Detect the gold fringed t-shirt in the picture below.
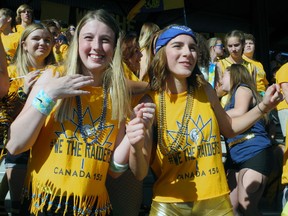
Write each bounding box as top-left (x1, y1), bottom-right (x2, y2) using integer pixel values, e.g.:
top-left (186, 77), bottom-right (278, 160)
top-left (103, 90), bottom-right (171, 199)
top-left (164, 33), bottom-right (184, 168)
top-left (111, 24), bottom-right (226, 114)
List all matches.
top-left (149, 86), bottom-right (229, 203)
top-left (26, 86), bottom-right (119, 215)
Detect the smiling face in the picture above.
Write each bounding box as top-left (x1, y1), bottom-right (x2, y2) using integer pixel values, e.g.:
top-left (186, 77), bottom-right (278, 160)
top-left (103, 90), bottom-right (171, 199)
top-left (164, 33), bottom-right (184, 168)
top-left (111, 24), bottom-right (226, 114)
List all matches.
top-left (22, 29), bottom-right (53, 65)
top-left (165, 34), bottom-right (197, 82)
top-left (78, 19), bottom-right (115, 75)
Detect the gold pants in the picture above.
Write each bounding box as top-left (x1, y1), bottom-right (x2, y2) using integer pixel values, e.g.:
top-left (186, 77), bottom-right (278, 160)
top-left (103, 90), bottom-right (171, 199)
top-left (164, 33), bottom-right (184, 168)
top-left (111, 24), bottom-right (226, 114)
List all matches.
top-left (149, 195), bottom-right (234, 216)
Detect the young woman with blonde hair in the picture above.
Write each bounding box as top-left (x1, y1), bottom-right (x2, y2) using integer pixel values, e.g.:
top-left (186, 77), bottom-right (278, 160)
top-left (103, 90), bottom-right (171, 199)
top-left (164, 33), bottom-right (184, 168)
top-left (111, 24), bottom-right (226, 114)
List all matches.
top-left (6, 9), bottom-right (155, 215)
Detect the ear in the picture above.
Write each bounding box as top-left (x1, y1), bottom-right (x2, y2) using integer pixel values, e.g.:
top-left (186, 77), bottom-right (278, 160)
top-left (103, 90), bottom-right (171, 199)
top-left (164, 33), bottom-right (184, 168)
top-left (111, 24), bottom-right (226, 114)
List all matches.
top-left (21, 40), bottom-right (27, 51)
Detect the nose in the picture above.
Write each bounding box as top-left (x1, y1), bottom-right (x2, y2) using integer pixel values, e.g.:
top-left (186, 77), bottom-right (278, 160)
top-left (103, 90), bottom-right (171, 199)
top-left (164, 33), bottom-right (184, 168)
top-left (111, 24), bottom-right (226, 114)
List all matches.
top-left (232, 46), bottom-right (237, 51)
top-left (91, 38), bottom-right (102, 50)
top-left (39, 38), bottom-right (46, 45)
top-left (183, 45), bottom-right (192, 56)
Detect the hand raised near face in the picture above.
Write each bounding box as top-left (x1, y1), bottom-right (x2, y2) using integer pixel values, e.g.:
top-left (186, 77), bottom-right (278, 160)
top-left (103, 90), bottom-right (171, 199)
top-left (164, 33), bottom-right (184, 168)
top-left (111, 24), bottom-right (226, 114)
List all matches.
top-left (34, 68), bottom-right (94, 100)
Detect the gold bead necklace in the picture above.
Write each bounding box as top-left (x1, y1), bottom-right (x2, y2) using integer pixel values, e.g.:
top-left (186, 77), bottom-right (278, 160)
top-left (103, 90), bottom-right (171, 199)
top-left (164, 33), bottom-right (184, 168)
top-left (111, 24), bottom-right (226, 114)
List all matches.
top-left (157, 85), bottom-right (194, 156)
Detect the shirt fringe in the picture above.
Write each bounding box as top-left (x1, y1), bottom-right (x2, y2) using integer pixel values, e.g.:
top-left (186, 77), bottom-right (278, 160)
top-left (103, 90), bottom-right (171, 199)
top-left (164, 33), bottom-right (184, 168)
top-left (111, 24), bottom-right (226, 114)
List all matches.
top-left (30, 180), bottom-right (112, 216)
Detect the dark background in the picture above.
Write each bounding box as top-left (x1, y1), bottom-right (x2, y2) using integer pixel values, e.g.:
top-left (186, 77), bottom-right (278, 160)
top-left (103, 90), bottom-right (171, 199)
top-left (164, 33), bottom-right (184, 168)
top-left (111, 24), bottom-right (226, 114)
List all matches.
top-left (2, 0), bottom-right (288, 81)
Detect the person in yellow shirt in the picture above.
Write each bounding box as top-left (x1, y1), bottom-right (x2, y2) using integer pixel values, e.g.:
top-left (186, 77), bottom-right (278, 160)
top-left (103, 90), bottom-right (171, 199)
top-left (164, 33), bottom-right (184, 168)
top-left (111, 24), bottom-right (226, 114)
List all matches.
top-left (43, 19), bottom-right (69, 64)
top-left (0, 10), bottom-right (14, 215)
top-left (276, 63), bottom-right (288, 144)
top-left (243, 33), bottom-right (269, 95)
top-left (277, 63), bottom-right (288, 215)
top-left (1, 23), bottom-right (55, 215)
top-left (0, 8), bottom-right (20, 64)
top-left (15, 4), bottom-right (33, 35)
top-left (5, 10), bottom-right (155, 215)
top-left (0, 13), bottom-right (9, 98)
top-left (216, 30), bottom-right (265, 107)
top-left (146, 24), bottom-right (283, 216)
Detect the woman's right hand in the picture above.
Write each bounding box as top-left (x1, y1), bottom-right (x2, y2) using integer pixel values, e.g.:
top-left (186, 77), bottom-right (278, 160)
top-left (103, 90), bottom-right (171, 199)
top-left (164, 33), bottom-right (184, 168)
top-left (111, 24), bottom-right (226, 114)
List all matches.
top-left (261, 84), bottom-right (284, 113)
top-left (23, 69), bottom-right (42, 94)
top-left (33, 68), bottom-right (94, 100)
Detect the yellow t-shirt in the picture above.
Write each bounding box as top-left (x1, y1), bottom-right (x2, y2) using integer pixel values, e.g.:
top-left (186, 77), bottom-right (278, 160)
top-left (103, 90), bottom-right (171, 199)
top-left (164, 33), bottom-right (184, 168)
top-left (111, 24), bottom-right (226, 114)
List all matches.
top-left (15, 24), bottom-right (25, 36)
top-left (27, 86), bottom-right (119, 215)
top-left (8, 65), bottom-right (58, 93)
top-left (53, 44), bottom-right (69, 63)
top-left (149, 86), bottom-right (229, 202)
top-left (123, 62), bottom-right (145, 108)
top-left (242, 55), bottom-right (268, 93)
top-left (123, 62), bottom-right (139, 82)
top-left (276, 63), bottom-right (288, 111)
top-left (1, 32), bottom-right (20, 64)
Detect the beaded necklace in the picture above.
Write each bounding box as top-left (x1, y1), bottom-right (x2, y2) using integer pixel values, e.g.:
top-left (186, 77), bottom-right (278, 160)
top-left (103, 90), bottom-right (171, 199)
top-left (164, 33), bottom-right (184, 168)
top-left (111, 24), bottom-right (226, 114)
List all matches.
top-left (157, 85), bottom-right (194, 155)
top-left (76, 87), bottom-right (107, 145)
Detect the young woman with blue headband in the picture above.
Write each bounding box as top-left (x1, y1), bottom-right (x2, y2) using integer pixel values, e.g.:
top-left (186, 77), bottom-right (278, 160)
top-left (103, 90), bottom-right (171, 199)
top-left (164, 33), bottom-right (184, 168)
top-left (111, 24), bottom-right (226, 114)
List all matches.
top-left (147, 24), bottom-right (283, 215)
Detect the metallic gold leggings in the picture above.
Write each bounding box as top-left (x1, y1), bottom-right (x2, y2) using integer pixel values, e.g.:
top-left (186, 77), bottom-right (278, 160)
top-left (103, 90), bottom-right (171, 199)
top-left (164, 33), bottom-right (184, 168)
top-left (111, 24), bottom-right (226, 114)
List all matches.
top-left (149, 194), bottom-right (234, 216)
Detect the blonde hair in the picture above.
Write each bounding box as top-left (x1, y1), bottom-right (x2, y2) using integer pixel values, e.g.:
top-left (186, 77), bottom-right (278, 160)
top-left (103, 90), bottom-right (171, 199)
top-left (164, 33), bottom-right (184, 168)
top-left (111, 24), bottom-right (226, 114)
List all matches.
top-left (15, 4), bottom-right (33, 24)
top-left (12, 23), bottom-right (55, 77)
top-left (207, 37), bottom-right (220, 49)
top-left (54, 9), bottom-right (130, 124)
top-left (139, 22), bottom-right (160, 49)
top-left (138, 23), bottom-right (160, 81)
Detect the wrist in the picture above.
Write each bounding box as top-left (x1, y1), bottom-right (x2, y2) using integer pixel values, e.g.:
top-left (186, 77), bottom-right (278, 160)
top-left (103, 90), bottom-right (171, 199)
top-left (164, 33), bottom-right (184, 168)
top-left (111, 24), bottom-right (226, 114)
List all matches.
top-left (32, 89), bottom-right (56, 115)
top-left (257, 102), bottom-right (269, 114)
top-left (109, 155), bottom-right (129, 173)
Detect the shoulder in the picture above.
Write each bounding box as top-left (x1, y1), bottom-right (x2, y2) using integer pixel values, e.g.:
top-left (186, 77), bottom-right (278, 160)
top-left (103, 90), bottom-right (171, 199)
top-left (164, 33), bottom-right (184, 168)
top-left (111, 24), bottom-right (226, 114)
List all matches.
top-left (235, 85), bottom-right (253, 96)
top-left (278, 63), bottom-right (288, 73)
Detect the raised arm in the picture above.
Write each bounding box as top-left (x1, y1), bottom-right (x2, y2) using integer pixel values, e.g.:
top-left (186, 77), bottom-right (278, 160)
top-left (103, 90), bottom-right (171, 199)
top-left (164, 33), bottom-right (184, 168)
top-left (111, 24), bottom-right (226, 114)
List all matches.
top-left (205, 83), bottom-right (282, 138)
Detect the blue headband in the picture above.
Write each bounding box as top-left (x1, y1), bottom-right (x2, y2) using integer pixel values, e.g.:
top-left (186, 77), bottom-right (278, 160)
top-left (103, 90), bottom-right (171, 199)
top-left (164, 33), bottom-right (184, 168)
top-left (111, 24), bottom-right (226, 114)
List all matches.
top-left (155, 25), bottom-right (196, 53)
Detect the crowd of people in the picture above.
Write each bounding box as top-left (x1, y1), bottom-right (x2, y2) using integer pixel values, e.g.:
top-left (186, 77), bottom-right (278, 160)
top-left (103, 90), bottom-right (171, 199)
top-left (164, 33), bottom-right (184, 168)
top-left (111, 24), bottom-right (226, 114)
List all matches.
top-left (0, 3), bottom-right (287, 216)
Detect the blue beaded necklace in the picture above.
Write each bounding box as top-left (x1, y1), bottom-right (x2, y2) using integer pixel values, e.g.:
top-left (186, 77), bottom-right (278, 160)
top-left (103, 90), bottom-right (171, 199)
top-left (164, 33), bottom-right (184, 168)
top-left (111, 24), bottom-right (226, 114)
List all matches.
top-left (75, 88), bottom-right (107, 145)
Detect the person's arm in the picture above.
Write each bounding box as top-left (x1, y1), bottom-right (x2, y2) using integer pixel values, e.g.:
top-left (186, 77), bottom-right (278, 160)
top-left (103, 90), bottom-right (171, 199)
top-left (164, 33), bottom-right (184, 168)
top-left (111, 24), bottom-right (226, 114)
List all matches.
top-left (226, 86), bottom-right (253, 118)
top-left (205, 83), bottom-right (282, 138)
top-left (126, 79), bottom-right (149, 94)
top-left (6, 69), bottom-right (94, 154)
top-left (0, 33), bottom-right (9, 98)
top-left (109, 96), bottom-right (155, 180)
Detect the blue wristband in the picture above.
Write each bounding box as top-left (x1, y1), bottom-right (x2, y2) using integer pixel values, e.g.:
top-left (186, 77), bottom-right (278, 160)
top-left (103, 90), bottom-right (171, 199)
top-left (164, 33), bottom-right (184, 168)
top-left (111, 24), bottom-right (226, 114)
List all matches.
top-left (32, 89), bottom-right (56, 115)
